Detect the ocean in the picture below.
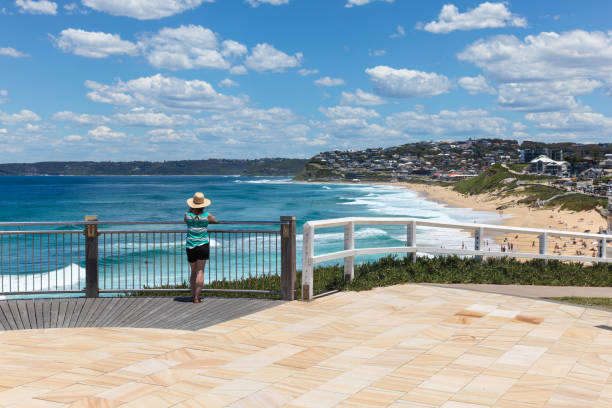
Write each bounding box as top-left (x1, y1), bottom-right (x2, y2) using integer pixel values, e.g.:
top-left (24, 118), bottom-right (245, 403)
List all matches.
top-left (0, 176), bottom-right (503, 293)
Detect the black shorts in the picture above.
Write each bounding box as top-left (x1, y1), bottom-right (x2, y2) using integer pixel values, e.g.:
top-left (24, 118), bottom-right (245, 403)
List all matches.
top-left (186, 243), bottom-right (210, 263)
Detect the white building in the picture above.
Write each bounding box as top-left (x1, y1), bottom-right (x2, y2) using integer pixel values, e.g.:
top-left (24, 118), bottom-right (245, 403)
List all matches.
top-left (529, 155), bottom-right (569, 176)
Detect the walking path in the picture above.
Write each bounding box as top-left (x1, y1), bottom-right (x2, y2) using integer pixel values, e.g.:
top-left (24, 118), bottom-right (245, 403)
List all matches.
top-left (1, 284), bottom-right (612, 407)
top-left (0, 296), bottom-right (281, 331)
top-left (426, 283), bottom-right (612, 299)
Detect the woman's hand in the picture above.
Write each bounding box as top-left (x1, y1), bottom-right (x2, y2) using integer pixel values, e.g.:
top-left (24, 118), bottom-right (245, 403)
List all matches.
top-left (208, 213), bottom-right (217, 223)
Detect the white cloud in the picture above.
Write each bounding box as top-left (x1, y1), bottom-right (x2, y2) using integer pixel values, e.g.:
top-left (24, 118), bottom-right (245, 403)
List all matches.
top-left (230, 65), bottom-right (247, 75)
top-left (314, 77), bottom-right (345, 87)
top-left (88, 126), bottom-right (126, 141)
top-left (458, 75), bottom-right (496, 95)
top-left (85, 74), bottom-right (248, 112)
top-left (298, 68), bottom-right (318, 76)
top-left (53, 111), bottom-right (110, 125)
top-left (143, 25), bottom-right (229, 70)
top-left (365, 66), bottom-right (450, 98)
top-left (421, 2), bottom-right (526, 34)
top-left (386, 108), bottom-right (512, 138)
top-left (0, 47), bottom-right (29, 58)
top-left (82, 0), bottom-right (208, 19)
top-left (340, 88), bottom-right (387, 106)
top-left (218, 78), bottom-right (239, 88)
top-left (245, 0), bottom-right (289, 7)
top-left (526, 109), bottom-right (612, 132)
top-left (114, 111), bottom-right (194, 127)
top-left (369, 49), bottom-right (386, 57)
top-left (458, 30), bottom-right (612, 83)
top-left (497, 80), bottom-right (601, 112)
top-left (64, 134), bottom-right (84, 142)
top-left (221, 40), bottom-right (247, 58)
top-left (15, 0), bottom-right (57, 15)
top-left (294, 133), bottom-right (330, 146)
top-left (53, 28), bottom-right (138, 58)
top-left (245, 43), bottom-right (302, 72)
top-left (319, 106), bottom-right (379, 119)
top-left (0, 109), bottom-right (41, 125)
top-left (64, 3), bottom-right (77, 11)
top-left (0, 90), bottom-right (7, 104)
top-left (389, 25), bottom-right (405, 38)
top-left (147, 128), bottom-right (195, 142)
top-left (345, 0), bottom-right (394, 8)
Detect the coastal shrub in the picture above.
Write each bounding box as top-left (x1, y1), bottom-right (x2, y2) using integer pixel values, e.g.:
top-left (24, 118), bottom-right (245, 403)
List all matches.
top-left (128, 256), bottom-right (612, 298)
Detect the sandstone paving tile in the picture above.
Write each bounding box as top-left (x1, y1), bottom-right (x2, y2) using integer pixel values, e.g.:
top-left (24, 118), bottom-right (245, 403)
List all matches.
top-left (171, 393), bottom-right (239, 408)
top-left (137, 368), bottom-right (193, 387)
top-left (276, 346), bottom-right (343, 370)
top-left (93, 382), bottom-right (164, 404)
top-left (5, 398), bottom-right (66, 408)
top-left (286, 389), bottom-right (351, 408)
top-left (339, 387), bottom-right (404, 407)
top-left (167, 375), bottom-right (228, 396)
top-left (79, 373), bottom-right (141, 388)
top-left (223, 343), bottom-right (305, 372)
top-left (527, 353), bottom-right (578, 377)
top-left (452, 353), bottom-right (497, 369)
top-left (501, 384), bottom-right (554, 406)
top-left (66, 396), bottom-right (119, 408)
top-left (227, 384), bottom-right (296, 408)
top-left (418, 368), bottom-right (477, 393)
top-left (209, 378), bottom-right (269, 398)
top-left (440, 402), bottom-right (490, 408)
top-left (242, 364), bottom-right (296, 383)
top-left (496, 345), bottom-right (548, 367)
top-left (371, 374), bottom-right (421, 393)
top-left (399, 387), bottom-right (454, 406)
top-left (35, 384), bottom-right (108, 404)
top-left (118, 358), bottom-right (180, 376)
top-left (0, 373), bottom-right (46, 388)
top-left (115, 388), bottom-right (187, 408)
top-left (0, 386), bottom-right (51, 406)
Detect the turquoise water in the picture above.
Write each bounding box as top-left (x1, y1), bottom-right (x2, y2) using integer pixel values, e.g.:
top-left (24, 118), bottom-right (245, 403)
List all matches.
top-left (0, 176), bottom-right (503, 293)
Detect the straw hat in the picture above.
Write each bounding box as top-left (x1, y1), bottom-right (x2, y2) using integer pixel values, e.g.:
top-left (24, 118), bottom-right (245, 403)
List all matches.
top-left (186, 192), bottom-right (211, 208)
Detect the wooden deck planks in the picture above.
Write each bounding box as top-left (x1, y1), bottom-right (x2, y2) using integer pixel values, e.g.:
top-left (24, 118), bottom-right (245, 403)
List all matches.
top-left (0, 296), bottom-right (281, 331)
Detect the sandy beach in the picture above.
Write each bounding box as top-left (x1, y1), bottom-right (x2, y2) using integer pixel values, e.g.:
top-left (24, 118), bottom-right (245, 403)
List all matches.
top-left (401, 182), bottom-right (608, 257)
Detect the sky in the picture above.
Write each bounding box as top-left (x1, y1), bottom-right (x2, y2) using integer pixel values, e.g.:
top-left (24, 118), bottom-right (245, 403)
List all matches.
top-left (1, 0), bottom-right (612, 162)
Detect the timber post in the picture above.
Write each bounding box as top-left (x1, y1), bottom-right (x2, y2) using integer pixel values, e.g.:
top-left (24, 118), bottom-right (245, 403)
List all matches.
top-left (84, 215), bottom-right (99, 298)
top-left (280, 216), bottom-right (297, 301)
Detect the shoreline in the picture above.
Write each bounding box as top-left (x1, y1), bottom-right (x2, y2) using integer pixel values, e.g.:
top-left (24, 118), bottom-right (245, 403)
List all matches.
top-left (298, 179), bottom-right (608, 257)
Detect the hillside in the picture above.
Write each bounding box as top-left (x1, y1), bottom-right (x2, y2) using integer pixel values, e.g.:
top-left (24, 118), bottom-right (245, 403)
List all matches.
top-left (0, 158), bottom-right (308, 177)
top-left (453, 164), bottom-right (607, 212)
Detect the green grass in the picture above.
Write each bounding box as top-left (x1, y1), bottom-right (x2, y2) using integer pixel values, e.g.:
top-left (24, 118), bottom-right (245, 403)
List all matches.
top-left (129, 256), bottom-right (612, 298)
top-left (547, 194), bottom-right (607, 212)
top-left (546, 297), bottom-right (612, 309)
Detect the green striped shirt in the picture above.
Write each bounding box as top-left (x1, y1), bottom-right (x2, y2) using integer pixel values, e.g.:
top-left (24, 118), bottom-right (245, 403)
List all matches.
top-left (185, 211), bottom-right (209, 249)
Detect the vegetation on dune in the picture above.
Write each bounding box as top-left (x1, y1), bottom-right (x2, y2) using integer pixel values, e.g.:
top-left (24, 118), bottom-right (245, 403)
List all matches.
top-left (130, 256), bottom-right (612, 299)
top-left (452, 164), bottom-right (606, 212)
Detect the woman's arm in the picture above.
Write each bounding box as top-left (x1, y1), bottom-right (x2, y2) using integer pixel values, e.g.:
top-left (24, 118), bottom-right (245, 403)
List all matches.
top-left (208, 213), bottom-right (217, 223)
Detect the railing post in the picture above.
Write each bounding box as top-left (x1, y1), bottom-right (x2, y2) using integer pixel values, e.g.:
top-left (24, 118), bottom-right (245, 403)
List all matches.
top-left (474, 226), bottom-right (484, 261)
top-left (280, 216), bottom-right (296, 301)
top-left (84, 215), bottom-right (99, 298)
top-left (406, 220), bottom-right (417, 263)
top-left (302, 222), bottom-right (314, 301)
top-left (539, 232), bottom-right (548, 263)
top-left (598, 238), bottom-right (606, 260)
top-left (344, 221), bottom-right (354, 282)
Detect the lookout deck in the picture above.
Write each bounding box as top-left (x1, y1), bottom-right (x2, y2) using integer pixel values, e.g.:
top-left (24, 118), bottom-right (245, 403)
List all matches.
top-left (0, 296), bottom-right (282, 331)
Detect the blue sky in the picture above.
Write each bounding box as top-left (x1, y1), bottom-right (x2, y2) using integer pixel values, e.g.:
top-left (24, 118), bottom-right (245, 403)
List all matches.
top-left (1, 0), bottom-right (611, 162)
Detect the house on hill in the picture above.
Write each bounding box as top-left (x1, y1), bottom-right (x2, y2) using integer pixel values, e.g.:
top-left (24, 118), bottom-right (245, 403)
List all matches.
top-left (529, 155), bottom-right (569, 176)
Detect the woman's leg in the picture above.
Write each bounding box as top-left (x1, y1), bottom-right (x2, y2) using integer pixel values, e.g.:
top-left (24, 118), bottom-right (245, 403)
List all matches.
top-left (189, 261), bottom-right (198, 298)
top-left (193, 260), bottom-right (206, 301)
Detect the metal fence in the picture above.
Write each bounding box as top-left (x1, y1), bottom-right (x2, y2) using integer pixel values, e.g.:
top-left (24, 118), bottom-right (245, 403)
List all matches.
top-left (0, 217), bottom-right (296, 299)
top-left (302, 217), bottom-right (612, 300)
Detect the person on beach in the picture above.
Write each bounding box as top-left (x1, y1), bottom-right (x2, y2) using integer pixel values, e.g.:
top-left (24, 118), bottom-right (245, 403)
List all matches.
top-left (185, 192), bottom-right (216, 304)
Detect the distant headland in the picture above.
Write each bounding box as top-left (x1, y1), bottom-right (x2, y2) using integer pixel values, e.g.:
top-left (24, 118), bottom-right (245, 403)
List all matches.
top-left (0, 158), bottom-right (308, 177)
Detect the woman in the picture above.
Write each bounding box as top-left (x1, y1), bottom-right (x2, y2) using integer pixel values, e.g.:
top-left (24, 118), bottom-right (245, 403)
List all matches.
top-left (185, 192), bottom-right (216, 303)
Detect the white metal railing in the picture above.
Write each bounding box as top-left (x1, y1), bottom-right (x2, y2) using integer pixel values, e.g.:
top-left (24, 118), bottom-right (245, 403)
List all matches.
top-left (301, 217), bottom-right (611, 301)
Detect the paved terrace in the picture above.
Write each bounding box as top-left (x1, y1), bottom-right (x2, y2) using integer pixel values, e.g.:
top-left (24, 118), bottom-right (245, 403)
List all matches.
top-left (0, 285), bottom-right (611, 407)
